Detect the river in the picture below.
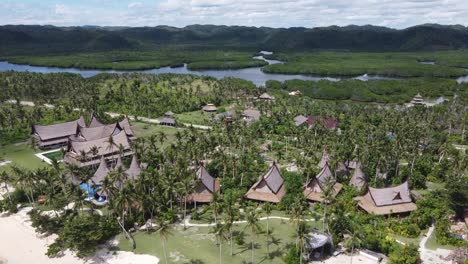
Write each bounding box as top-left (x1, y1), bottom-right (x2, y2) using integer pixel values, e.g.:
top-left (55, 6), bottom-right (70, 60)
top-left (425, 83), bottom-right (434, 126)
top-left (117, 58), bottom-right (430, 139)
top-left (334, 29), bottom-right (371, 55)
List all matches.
top-left (1, 52), bottom-right (465, 86)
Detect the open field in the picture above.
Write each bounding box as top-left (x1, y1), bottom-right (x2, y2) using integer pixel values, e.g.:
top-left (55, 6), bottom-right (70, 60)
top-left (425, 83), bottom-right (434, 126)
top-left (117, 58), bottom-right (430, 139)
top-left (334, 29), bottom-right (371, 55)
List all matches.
top-left (132, 121), bottom-right (185, 146)
top-left (119, 218), bottom-right (323, 264)
top-left (175, 110), bottom-right (213, 126)
top-left (263, 51), bottom-right (468, 77)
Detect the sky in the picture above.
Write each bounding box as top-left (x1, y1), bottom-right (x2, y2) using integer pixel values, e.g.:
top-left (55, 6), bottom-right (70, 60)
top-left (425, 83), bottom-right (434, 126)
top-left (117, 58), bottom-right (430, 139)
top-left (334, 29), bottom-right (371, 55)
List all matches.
top-left (0, 0), bottom-right (467, 29)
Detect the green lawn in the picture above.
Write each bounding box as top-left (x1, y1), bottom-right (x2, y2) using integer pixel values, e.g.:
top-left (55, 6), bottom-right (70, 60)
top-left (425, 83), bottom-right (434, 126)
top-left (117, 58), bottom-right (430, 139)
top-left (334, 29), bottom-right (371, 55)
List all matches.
top-left (132, 121), bottom-right (186, 146)
top-left (119, 218), bottom-right (323, 264)
top-left (0, 142), bottom-right (48, 171)
top-left (175, 110), bottom-right (213, 126)
top-left (43, 150), bottom-right (64, 161)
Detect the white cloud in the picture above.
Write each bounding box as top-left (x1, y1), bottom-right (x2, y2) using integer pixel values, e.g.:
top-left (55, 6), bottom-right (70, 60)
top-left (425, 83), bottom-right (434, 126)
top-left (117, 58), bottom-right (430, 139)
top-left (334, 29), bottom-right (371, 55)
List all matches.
top-left (0, 0), bottom-right (467, 28)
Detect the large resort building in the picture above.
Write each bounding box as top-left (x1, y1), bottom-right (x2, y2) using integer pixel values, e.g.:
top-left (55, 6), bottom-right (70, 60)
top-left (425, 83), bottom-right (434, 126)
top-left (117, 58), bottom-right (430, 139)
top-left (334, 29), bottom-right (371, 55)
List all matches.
top-left (33, 115), bottom-right (136, 167)
top-left (355, 182), bottom-right (417, 215)
top-left (32, 117), bottom-right (86, 149)
top-left (245, 162), bottom-right (286, 203)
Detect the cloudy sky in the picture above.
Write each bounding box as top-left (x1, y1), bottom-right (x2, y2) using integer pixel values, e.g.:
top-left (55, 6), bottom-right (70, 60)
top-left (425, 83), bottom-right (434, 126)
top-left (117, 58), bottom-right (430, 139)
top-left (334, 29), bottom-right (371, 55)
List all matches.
top-left (1, 0), bottom-right (467, 29)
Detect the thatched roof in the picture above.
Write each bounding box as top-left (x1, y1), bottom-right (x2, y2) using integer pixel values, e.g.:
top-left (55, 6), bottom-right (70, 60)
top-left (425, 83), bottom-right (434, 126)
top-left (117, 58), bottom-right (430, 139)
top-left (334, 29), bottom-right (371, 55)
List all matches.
top-left (164, 111), bottom-right (175, 117)
top-left (125, 155), bottom-right (141, 180)
top-left (160, 117), bottom-right (176, 126)
top-left (242, 109), bottom-right (261, 121)
top-left (196, 166), bottom-right (216, 193)
top-left (33, 116), bottom-right (85, 140)
top-left (79, 123), bottom-right (121, 141)
top-left (92, 158), bottom-right (109, 185)
top-left (355, 182), bottom-right (417, 215)
top-left (258, 93), bottom-right (275, 100)
top-left (350, 164), bottom-right (367, 190)
top-left (89, 115), bottom-right (105, 128)
top-left (245, 162), bottom-right (285, 203)
top-left (114, 156), bottom-right (124, 170)
top-left (119, 117), bottom-right (135, 136)
top-left (202, 104), bottom-right (218, 112)
top-left (304, 164), bottom-right (343, 202)
top-left (294, 115), bottom-right (308, 126)
top-left (68, 131), bottom-right (131, 158)
top-left (318, 152), bottom-right (330, 169)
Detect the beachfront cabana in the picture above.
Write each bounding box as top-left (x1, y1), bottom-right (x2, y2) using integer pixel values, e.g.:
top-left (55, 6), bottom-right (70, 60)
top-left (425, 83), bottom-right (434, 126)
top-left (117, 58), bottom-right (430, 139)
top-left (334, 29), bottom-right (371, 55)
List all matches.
top-left (32, 116), bottom-right (86, 149)
top-left (355, 182), bottom-right (417, 215)
top-left (64, 131), bottom-right (133, 167)
top-left (245, 162), bottom-right (285, 203)
top-left (188, 166), bottom-right (220, 204)
top-left (304, 164), bottom-right (343, 203)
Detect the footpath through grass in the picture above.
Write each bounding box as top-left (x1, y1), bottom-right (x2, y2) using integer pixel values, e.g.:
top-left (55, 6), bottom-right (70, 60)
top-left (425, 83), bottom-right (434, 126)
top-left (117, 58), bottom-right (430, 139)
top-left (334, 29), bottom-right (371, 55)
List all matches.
top-left (119, 218), bottom-right (323, 264)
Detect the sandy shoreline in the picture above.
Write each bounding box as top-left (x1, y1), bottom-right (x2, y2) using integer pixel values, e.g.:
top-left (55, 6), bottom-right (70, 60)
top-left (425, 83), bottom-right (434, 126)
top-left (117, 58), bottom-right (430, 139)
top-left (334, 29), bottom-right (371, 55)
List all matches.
top-left (0, 208), bottom-right (159, 264)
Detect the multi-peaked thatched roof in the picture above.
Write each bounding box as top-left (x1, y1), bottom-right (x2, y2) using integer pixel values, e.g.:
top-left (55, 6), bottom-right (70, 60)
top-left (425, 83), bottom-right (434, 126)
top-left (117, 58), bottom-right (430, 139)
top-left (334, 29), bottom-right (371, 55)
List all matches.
top-left (188, 166), bottom-right (220, 203)
top-left (245, 162), bottom-right (285, 203)
top-left (78, 123), bottom-right (121, 141)
top-left (89, 115), bottom-right (105, 128)
top-left (304, 163), bottom-right (343, 202)
top-left (68, 131), bottom-right (131, 158)
top-left (90, 155), bottom-right (141, 185)
top-left (33, 116), bottom-right (86, 143)
top-left (355, 182), bottom-right (417, 215)
top-left (258, 93), bottom-right (275, 100)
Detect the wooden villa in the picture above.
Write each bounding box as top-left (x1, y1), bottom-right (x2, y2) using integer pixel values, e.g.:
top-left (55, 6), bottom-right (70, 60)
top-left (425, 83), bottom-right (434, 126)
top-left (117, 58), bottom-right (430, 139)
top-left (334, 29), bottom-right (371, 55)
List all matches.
top-left (188, 166), bottom-right (220, 204)
top-left (245, 162), bottom-right (285, 203)
top-left (64, 131), bottom-right (133, 167)
top-left (32, 116), bottom-right (86, 149)
top-left (304, 163), bottom-right (343, 203)
top-left (125, 155), bottom-right (141, 181)
top-left (355, 182), bottom-right (417, 215)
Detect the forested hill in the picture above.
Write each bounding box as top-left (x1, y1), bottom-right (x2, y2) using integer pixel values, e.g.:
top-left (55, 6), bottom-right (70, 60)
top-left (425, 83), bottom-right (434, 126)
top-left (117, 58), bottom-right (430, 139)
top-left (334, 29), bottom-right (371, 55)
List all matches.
top-left (1, 24), bottom-right (468, 55)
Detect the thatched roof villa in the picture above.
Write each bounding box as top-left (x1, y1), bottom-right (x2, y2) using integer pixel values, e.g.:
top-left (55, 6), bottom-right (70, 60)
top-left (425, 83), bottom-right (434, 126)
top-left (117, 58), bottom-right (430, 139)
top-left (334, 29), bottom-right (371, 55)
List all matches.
top-left (304, 163), bottom-right (343, 203)
top-left (349, 163), bottom-right (368, 191)
top-left (355, 182), bottom-right (417, 215)
top-left (90, 155), bottom-right (141, 185)
top-left (245, 162), bottom-right (285, 203)
top-left (188, 166), bottom-right (220, 203)
top-left (294, 115), bottom-right (339, 129)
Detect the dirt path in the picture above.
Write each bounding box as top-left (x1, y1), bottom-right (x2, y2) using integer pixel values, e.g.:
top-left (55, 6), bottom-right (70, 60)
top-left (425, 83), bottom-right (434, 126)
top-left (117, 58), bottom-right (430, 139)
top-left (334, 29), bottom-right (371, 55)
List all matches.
top-left (419, 225), bottom-right (452, 264)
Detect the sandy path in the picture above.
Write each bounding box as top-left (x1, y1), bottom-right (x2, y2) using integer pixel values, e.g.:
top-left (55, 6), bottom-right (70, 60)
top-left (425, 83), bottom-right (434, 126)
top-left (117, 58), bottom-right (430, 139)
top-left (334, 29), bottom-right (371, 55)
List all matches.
top-left (419, 225), bottom-right (452, 264)
top-left (0, 208), bottom-right (159, 264)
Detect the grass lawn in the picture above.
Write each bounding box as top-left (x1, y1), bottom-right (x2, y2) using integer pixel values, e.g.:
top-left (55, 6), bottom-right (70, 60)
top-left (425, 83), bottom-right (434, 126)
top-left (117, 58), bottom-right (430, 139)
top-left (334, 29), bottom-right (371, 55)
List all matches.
top-left (175, 110), bottom-right (213, 126)
top-left (132, 121), bottom-right (185, 145)
top-left (118, 218), bottom-right (323, 264)
top-left (0, 142), bottom-right (48, 171)
top-left (43, 150), bottom-right (64, 161)
top-left (389, 230), bottom-right (427, 246)
top-left (415, 181), bottom-right (445, 197)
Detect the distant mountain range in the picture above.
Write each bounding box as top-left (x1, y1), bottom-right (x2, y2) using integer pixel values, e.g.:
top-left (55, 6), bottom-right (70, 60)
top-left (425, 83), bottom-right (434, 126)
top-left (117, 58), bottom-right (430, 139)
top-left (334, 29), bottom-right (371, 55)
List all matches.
top-left (1, 24), bottom-right (468, 55)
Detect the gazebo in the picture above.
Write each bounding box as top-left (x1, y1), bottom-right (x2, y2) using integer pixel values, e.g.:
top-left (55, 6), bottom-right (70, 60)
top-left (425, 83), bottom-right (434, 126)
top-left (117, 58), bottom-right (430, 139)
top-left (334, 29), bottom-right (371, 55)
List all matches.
top-left (202, 104), bottom-right (218, 113)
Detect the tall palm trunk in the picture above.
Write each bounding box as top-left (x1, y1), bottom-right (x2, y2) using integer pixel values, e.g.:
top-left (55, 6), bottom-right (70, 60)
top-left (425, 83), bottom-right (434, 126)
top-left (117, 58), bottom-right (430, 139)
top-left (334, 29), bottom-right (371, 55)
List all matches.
top-left (251, 240), bottom-right (254, 264)
top-left (266, 216), bottom-right (270, 258)
top-left (162, 239), bottom-right (168, 264)
top-left (230, 226), bottom-right (233, 256)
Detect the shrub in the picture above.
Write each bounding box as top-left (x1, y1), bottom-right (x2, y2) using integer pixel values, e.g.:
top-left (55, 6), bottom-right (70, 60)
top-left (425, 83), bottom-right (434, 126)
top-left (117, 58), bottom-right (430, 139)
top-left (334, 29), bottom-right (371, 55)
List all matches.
top-left (389, 244), bottom-right (420, 264)
top-left (284, 245), bottom-right (301, 264)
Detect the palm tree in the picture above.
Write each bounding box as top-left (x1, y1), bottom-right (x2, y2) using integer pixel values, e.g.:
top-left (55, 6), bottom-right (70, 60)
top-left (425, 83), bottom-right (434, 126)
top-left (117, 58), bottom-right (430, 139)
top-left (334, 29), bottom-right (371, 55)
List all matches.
top-left (295, 222), bottom-right (308, 264)
top-left (244, 208), bottom-right (261, 264)
top-left (0, 171), bottom-right (12, 204)
top-left (223, 195), bottom-right (239, 256)
top-left (212, 222), bottom-right (228, 264)
top-left (263, 202), bottom-right (273, 259)
top-left (156, 218), bottom-right (173, 264)
top-left (345, 223), bottom-right (362, 264)
top-left (211, 192), bottom-right (222, 224)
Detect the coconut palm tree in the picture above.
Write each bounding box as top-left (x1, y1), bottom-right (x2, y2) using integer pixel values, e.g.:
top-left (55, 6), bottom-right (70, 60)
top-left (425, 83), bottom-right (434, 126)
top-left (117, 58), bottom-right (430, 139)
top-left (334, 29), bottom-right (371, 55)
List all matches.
top-left (156, 218), bottom-right (173, 264)
top-left (263, 202), bottom-right (273, 259)
top-left (211, 192), bottom-right (222, 224)
top-left (223, 195), bottom-right (239, 256)
top-left (212, 222), bottom-right (228, 264)
top-left (244, 208), bottom-right (261, 264)
top-left (295, 221), bottom-right (308, 264)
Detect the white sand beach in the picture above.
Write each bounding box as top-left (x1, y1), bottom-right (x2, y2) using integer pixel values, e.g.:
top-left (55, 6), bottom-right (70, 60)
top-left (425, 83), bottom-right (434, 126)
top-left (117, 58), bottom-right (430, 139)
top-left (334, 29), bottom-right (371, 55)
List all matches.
top-left (0, 208), bottom-right (159, 264)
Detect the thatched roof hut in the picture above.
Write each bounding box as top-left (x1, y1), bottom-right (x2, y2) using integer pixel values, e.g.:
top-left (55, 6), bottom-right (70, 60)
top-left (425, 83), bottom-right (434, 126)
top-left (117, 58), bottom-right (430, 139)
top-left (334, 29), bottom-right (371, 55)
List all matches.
top-left (355, 182), bottom-right (417, 215)
top-left (202, 104), bottom-right (218, 112)
top-left (188, 166), bottom-right (220, 203)
top-left (245, 162), bottom-right (285, 203)
top-left (304, 163), bottom-right (343, 202)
